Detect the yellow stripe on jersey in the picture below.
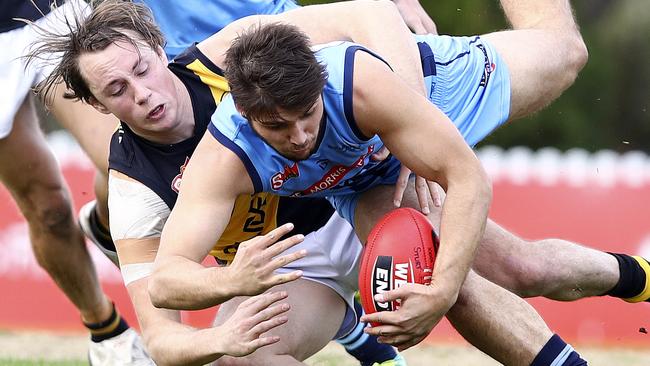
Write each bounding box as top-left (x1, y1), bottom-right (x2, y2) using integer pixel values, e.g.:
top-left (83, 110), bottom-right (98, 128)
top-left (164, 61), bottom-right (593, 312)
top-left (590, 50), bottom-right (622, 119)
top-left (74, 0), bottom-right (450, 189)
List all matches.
top-left (209, 192), bottom-right (280, 263)
top-left (186, 59), bottom-right (230, 104)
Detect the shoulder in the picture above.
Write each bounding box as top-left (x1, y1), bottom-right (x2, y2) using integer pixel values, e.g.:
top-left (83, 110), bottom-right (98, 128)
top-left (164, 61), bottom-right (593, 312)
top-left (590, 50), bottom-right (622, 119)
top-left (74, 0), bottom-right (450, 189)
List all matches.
top-left (108, 171), bottom-right (170, 241)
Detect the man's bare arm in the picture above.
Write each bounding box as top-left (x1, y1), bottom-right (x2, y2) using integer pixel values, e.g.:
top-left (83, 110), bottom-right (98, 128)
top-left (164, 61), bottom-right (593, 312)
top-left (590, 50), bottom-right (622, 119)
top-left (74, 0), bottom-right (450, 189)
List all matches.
top-left (199, 0), bottom-right (425, 95)
top-left (353, 52), bottom-right (492, 346)
top-left (149, 134), bottom-right (304, 309)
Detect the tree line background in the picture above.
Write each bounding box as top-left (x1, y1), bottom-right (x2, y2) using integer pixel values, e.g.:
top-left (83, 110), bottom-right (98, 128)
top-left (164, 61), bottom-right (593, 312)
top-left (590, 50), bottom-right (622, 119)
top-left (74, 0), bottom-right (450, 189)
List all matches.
top-left (304, 0), bottom-right (650, 153)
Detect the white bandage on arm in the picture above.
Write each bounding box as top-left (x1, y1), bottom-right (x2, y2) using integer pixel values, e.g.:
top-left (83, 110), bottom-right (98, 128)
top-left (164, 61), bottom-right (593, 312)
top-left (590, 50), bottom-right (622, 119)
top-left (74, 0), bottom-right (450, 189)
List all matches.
top-left (108, 173), bottom-right (171, 285)
top-left (108, 174), bottom-right (171, 240)
top-left (121, 262), bottom-right (155, 286)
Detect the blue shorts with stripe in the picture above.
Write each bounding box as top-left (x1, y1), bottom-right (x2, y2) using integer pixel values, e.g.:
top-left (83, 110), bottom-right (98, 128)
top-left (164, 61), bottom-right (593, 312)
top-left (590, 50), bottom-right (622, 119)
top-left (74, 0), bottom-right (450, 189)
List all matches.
top-left (330, 34), bottom-right (511, 225)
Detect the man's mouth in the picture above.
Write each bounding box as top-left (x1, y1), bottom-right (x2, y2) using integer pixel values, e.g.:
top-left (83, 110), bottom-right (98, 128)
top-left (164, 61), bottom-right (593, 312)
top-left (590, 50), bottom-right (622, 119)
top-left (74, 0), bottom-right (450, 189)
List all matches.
top-left (147, 104), bottom-right (165, 120)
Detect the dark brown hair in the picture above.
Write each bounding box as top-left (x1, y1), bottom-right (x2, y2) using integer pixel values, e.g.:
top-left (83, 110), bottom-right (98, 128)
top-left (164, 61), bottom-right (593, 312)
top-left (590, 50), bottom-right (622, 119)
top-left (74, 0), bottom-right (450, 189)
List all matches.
top-left (224, 22), bottom-right (327, 122)
top-left (25, 0), bottom-right (164, 105)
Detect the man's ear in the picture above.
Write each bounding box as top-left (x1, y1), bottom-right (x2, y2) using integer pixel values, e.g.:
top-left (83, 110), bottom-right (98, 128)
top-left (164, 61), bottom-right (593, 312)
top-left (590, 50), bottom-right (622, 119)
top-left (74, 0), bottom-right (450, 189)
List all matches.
top-left (88, 96), bottom-right (111, 114)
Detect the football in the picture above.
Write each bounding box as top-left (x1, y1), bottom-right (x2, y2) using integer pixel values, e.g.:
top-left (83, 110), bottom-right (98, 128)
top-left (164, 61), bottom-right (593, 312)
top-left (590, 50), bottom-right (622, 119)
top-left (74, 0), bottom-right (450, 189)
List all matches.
top-left (358, 207), bottom-right (438, 326)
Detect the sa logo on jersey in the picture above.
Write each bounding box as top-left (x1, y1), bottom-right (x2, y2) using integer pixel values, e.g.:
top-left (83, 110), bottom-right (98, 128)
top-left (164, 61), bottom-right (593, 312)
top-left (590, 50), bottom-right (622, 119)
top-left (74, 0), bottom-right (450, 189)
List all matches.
top-left (271, 162), bottom-right (299, 190)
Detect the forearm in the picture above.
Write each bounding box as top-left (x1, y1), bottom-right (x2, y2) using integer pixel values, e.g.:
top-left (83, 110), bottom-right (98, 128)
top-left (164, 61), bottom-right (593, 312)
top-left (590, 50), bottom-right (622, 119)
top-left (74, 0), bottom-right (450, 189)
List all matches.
top-left (149, 256), bottom-right (235, 310)
top-left (126, 280), bottom-right (224, 366)
top-left (147, 320), bottom-right (225, 366)
top-left (433, 171), bottom-right (492, 297)
top-left (337, 0), bottom-right (426, 95)
top-left (499, 0), bottom-right (578, 32)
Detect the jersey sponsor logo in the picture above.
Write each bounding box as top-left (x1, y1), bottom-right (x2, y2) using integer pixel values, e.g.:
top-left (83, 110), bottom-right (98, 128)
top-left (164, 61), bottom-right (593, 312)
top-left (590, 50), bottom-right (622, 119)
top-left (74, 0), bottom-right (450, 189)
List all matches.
top-left (171, 157), bottom-right (190, 193)
top-left (291, 145), bottom-right (374, 197)
top-left (371, 255), bottom-right (412, 312)
top-left (271, 162), bottom-right (300, 190)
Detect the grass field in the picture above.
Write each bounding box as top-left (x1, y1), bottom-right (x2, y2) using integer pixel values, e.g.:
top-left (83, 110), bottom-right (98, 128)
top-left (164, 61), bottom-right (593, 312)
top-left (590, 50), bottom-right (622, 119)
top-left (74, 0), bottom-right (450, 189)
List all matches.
top-left (2, 331), bottom-right (650, 365)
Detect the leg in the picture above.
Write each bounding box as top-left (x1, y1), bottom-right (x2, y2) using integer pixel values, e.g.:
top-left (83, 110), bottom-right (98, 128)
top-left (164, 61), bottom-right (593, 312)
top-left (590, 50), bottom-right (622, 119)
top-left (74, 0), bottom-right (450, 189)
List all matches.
top-left (449, 270), bottom-right (586, 365)
top-left (474, 219), bottom-right (620, 300)
top-left (0, 95), bottom-right (112, 323)
top-left (448, 270), bottom-right (551, 365)
top-left (213, 279), bottom-right (346, 366)
top-left (50, 82), bottom-right (116, 229)
top-left (482, 0), bottom-right (588, 120)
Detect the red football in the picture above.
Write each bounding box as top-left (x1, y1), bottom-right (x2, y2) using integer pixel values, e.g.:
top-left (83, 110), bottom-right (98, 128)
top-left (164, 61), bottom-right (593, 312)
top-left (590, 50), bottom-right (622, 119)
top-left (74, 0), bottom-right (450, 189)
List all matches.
top-left (359, 207), bottom-right (438, 326)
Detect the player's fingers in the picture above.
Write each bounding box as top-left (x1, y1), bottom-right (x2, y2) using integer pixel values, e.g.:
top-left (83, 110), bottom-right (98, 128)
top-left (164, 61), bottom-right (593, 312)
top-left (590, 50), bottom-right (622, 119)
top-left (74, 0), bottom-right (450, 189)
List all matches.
top-left (393, 167), bottom-right (411, 207)
top-left (247, 335), bottom-right (282, 352)
top-left (373, 284), bottom-right (411, 305)
top-left (408, 18), bottom-right (427, 35)
top-left (239, 291), bottom-right (288, 312)
top-left (250, 311), bottom-right (289, 337)
top-left (370, 146), bottom-right (391, 161)
top-left (271, 270), bottom-right (303, 286)
top-left (363, 323), bottom-right (402, 337)
top-left (265, 234), bottom-right (305, 258)
top-left (250, 302), bottom-right (291, 325)
top-left (418, 9), bottom-right (437, 35)
top-left (427, 181), bottom-right (442, 207)
top-left (259, 223), bottom-right (295, 248)
top-left (415, 176), bottom-right (430, 215)
top-left (267, 250), bottom-right (308, 273)
top-left (360, 309), bottom-right (401, 327)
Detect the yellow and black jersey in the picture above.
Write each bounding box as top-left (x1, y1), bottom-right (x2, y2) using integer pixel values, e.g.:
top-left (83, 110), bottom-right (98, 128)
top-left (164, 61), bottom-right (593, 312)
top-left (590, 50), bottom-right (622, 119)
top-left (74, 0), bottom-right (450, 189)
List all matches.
top-left (108, 44), bottom-right (333, 263)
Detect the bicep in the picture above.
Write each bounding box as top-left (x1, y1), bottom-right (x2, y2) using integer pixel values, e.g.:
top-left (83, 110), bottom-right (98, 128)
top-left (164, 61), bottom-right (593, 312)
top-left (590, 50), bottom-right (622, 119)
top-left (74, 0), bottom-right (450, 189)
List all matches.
top-left (352, 53), bottom-right (479, 188)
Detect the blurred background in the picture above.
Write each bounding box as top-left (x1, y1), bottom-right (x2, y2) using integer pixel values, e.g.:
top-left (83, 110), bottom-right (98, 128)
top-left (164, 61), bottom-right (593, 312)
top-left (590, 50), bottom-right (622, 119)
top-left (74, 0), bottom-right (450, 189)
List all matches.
top-left (6, 0), bottom-right (650, 362)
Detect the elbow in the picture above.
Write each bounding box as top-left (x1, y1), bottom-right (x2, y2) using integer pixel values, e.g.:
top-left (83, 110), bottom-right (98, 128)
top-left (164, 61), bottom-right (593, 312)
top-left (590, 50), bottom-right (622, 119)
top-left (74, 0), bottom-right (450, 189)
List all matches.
top-left (473, 165), bottom-right (493, 211)
top-left (143, 333), bottom-right (164, 366)
top-left (147, 271), bottom-right (169, 309)
top-left (559, 34), bottom-right (589, 91)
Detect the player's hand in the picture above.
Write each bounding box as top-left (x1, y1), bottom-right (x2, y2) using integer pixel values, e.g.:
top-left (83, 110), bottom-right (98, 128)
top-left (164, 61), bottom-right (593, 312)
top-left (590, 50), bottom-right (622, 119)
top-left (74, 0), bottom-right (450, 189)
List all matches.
top-left (371, 146), bottom-right (442, 213)
top-left (392, 0), bottom-right (437, 35)
top-left (228, 223), bottom-right (307, 295)
top-left (214, 291), bottom-right (290, 357)
top-left (393, 166), bottom-right (442, 215)
top-left (360, 282), bottom-right (455, 351)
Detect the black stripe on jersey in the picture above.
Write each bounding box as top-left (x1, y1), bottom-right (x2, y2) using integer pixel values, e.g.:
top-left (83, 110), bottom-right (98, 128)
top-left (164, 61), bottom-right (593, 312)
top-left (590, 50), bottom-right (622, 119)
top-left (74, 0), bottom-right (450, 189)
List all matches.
top-left (208, 122), bottom-right (264, 193)
top-left (342, 45), bottom-right (392, 142)
top-left (417, 42), bottom-right (437, 77)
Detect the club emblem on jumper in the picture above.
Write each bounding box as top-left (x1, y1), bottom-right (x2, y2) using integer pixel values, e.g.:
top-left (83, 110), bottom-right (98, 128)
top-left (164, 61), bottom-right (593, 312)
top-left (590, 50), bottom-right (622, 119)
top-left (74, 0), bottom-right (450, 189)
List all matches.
top-left (271, 162), bottom-right (300, 190)
top-left (171, 157), bottom-right (190, 193)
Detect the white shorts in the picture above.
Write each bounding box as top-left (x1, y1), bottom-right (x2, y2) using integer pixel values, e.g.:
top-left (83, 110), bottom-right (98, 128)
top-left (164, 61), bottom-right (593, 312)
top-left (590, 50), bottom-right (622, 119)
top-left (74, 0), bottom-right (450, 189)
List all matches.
top-left (0, 0), bottom-right (89, 139)
top-left (275, 212), bottom-right (362, 338)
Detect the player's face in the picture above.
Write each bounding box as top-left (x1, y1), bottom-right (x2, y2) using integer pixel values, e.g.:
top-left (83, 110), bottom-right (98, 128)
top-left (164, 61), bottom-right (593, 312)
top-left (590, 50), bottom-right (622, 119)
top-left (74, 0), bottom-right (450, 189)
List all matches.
top-left (249, 97), bottom-right (324, 161)
top-left (78, 38), bottom-right (187, 141)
